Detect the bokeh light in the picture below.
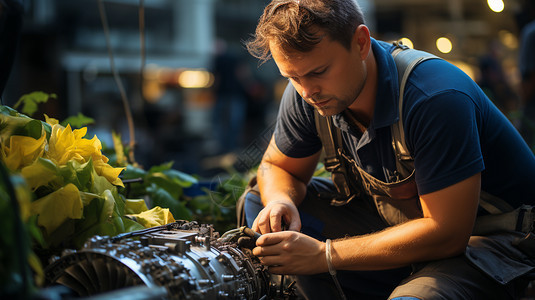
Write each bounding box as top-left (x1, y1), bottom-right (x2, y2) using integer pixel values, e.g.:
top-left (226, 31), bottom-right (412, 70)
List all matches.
top-left (400, 37), bottom-right (414, 49)
top-left (487, 0), bottom-right (504, 13)
top-left (436, 37), bottom-right (453, 54)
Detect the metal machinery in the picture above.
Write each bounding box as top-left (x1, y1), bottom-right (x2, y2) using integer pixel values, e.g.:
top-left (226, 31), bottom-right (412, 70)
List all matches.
top-left (44, 221), bottom-right (297, 300)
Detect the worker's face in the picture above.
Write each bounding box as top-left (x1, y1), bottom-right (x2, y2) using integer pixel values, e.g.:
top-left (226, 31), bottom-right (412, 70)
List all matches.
top-left (270, 31), bottom-right (367, 117)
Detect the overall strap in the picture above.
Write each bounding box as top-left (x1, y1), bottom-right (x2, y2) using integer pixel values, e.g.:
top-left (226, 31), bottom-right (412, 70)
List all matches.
top-left (314, 41), bottom-right (517, 218)
top-left (391, 42), bottom-right (515, 215)
top-left (390, 42), bottom-right (439, 178)
top-left (314, 41), bottom-right (439, 188)
top-left (314, 109), bottom-right (354, 200)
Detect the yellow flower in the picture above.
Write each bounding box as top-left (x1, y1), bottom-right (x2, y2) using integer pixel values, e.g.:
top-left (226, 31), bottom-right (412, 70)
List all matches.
top-left (46, 123), bottom-right (124, 187)
top-left (47, 124), bottom-right (91, 165)
top-left (128, 206), bottom-right (175, 228)
top-left (0, 134), bottom-right (46, 171)
top-left (94, 159), bottom-right (125, 187)
top-left (125, 198), bottom-right (149, 214)
top-left (44, 114), bottom-right (59, 126)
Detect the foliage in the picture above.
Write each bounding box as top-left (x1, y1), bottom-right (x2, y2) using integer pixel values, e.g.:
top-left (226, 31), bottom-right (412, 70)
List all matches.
top-left (0, 102), bottom-right (144, 256)
top-left (188, 169), bottom-right (252, 233)
top-left (13, 92), bottom-right (57, 117)
top-left (0, 165), bottom-right (40, 298)
top-left (120, 162), bottom-right (198, 221)
top-left (60, 112), bottom-right (95, 129)
top-left (0, 93), bottom-right (252, 296)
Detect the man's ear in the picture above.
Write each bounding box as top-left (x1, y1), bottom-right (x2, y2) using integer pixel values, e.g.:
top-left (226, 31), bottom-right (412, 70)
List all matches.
top-left (352, 25), bottom-right (371, 60)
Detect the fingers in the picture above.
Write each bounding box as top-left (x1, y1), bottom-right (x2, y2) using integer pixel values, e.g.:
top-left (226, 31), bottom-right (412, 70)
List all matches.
top-left (252, 232), bottom-right (326, 275)
top-left (256, 231), bottom-right (287, 246)
top-left (251, 209), bottom-right (272, 234)
top-left (255, 210), bottom-right (273, 234)
top-left (269, 212), bottom-right (282, 232)
top-left (285, 214), bottom-right (301, 232)
top-left (252, 201), bottom-right (299, 234)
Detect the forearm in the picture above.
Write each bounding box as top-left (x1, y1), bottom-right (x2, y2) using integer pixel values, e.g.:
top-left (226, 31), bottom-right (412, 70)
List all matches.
top-left (331, 217), bottom-right (470, 271)
top-left (324, 173), bottom-right (480, 272)
top-left (257, 160), bottom-right (308, 207)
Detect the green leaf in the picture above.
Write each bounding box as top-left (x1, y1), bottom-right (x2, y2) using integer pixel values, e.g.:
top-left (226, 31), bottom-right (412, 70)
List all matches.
top-left (21, 158), bottom-right (60, 191)
top-left (13, 92), bottom-right (57, 117)
top-left (100, 190), bottom-right (116, 223)
top-left (122, 164), bottom-right (147, 180)
top-left (0, 111), bottom-right (47, 141)
top-left (46, 218), bottom-right (76, 248)
top-left (112, 188), bottom-right (126, 217)
top-left (122, 216), bottom-right (145, 231)
top-left (162, 169), bottom-right (198, 187)
top-left (58, 160), bottom-right (94, 192)
top-left (27, 215), bottom-right (45, 248)
top-left (91, 167), bottom-right (115, 196)
top-left (73, 196), bottom-right (104, 241)
top-left (147, 184), bottom-right (192, 220)
top-left (79, 191), bottom-right (100, 206)
top-left (72, 191), bottom-right (127, 248)
top-left (147, 161), bottom-right (174, 173)
top-left (60, 113), bottom-right (95, 129)
top-left (147, 173), bottom-right (183, 200)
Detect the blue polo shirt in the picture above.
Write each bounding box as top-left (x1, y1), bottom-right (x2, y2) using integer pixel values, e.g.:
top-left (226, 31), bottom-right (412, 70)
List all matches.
top-left (273, 38), bottom-right (535, 209)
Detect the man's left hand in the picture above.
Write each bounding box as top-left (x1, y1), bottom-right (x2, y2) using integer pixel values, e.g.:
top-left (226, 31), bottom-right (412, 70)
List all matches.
top-left (252, 231), bottom-right (327, 275)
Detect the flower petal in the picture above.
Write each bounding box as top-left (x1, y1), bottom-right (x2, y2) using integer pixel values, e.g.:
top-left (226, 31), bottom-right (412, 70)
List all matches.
top-left (21, 158), bottom-right (59, 190)
top-left (94, 160), bottom-right (125, 187)
top-left (128, 206), bottom-right (175, 228)
top-left (30, 183), bottom-right (83, 235)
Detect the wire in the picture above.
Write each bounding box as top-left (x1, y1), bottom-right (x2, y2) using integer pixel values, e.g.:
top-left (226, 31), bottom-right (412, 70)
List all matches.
top-left (138, 0), bottom-right (146, 103)
top-left (96, 0), bottom-right (137, 163)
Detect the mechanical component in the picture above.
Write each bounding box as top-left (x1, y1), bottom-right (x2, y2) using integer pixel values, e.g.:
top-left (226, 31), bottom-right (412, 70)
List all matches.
top-left (44, 221), bottom-right (296, 299)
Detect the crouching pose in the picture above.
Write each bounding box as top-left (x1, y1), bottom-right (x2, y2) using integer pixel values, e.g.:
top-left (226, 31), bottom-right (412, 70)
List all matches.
top-left (241, 0), bottom-right (535, 299)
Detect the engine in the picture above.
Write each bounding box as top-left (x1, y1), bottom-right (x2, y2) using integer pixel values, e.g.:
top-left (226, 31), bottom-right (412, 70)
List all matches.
top-left (44, 221), bottom-right (296, 299)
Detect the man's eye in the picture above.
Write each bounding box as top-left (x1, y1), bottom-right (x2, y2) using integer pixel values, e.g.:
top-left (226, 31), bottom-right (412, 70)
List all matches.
top-left (312, 69), bottom-right (326, 76)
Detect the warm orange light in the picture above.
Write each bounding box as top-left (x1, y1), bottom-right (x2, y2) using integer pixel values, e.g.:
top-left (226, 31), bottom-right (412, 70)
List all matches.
top-left (436, 37), bottom-right (452, 54)
top-left (178, 69), bottom-right (214, 89)
top-left (400, 37), bottom-right (414, 49)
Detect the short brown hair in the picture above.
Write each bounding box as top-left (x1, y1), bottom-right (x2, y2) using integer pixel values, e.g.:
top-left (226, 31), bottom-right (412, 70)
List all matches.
top-left (245, 0), bottom-right (365, 64)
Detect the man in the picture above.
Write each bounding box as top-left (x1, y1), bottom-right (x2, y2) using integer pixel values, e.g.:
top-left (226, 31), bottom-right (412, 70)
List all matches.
top-left (242, 0), bottom-right (535, 299)
top-left (518, 0), bottom-right (535, 148)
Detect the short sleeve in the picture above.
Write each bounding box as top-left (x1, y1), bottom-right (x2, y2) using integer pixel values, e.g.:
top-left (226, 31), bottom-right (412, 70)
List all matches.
top-left (406, 91), bottom-right (485, 195)
top-left (273, 83), bottom-right (322, 158)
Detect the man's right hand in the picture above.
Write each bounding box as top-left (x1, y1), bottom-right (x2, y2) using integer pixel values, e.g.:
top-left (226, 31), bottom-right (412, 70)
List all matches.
top-left (251, 199), bottom-right (301, 234)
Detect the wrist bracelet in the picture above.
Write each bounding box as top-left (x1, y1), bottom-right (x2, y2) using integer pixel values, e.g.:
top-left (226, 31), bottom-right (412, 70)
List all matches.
top-left (326, 239), bottom-right (336, 275)
top-left (326, 239), bottom-right (347, 300)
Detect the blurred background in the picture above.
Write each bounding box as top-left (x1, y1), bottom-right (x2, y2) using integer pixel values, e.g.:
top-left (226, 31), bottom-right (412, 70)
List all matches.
top-left (1, 0), bottom-right (534, 177)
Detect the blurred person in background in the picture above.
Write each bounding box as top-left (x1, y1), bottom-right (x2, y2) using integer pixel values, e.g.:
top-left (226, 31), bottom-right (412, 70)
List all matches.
top-left (517, 0), bottom-right (535, 150)
top-left (477, 40), bottom-right (518, 116)
top-left (241, 0), bottom-right (535, 299)
top-left (210, 39), bottom-right (249, 154)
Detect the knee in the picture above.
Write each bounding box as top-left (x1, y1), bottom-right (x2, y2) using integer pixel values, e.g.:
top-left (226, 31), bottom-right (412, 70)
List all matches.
top-left (243, 189), bottom-right (263, 228)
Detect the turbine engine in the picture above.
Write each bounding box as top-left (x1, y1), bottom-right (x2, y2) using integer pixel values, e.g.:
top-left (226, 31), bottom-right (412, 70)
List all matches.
top-left (44, 221), bottom-right (296, 299)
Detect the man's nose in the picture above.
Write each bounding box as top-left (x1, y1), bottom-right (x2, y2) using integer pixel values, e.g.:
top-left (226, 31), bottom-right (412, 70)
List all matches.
top-left (299, 78), bottom-right (320, 99)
